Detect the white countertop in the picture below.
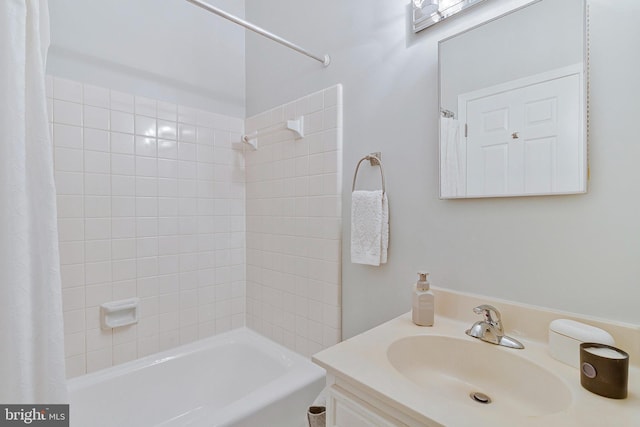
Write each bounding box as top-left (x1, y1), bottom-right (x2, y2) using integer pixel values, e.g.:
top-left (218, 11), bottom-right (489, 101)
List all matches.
top-left (313, 311), bottom-right (640, 427)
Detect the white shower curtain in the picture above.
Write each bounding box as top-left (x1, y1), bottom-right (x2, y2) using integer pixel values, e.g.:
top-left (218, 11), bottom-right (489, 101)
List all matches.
top-left (0, 0), bottom-right (67, 402)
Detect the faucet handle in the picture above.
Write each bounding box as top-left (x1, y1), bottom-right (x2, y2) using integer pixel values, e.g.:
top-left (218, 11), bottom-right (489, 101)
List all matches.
top-left (472, 305), bottom-right (503, 332)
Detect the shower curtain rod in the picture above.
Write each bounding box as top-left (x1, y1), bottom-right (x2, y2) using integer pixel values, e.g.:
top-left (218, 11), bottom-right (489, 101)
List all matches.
top-left (184, 0), bottom-right (331, 67)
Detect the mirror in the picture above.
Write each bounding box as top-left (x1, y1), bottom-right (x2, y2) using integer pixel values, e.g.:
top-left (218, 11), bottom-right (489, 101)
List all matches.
top-left (439, 0), bottom-right (587, 198)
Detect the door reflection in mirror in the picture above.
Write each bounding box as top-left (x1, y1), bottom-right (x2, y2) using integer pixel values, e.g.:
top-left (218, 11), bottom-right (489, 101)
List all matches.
top-left (439, 0), bottom-right (586, 198)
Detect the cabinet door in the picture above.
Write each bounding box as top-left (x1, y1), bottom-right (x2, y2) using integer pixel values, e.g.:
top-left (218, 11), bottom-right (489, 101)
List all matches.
top-left (327, 386), bottom-right (406, 427)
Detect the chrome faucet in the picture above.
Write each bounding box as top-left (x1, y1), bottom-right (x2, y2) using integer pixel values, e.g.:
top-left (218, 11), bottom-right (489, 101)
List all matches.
top-left (465, 304), bottom-right (524, 349)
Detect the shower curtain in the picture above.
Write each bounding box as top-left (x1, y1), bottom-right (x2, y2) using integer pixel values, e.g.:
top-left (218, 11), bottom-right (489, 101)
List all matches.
top-left (0, 0), bottom-right (67, 402)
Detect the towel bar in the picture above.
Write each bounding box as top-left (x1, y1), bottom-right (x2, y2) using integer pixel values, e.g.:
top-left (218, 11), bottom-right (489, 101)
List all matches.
top-left (352, 153), bottom-right (386, 194)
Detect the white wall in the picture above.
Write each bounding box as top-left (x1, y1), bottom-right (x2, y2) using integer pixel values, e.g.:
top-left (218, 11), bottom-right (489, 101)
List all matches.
top-left (246, 0), bottom-right (640, 338)
top-left (47, 0), bottom-right (245, 117)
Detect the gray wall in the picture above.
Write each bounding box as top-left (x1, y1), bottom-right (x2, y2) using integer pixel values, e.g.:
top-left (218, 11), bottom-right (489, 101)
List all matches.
top-left (47, 0), bottom-right (246, 116)
top-left (246, 0), bottom-right (640, 337)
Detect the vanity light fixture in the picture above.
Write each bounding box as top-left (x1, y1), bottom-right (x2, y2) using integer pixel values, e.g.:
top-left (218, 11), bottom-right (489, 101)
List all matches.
top-left (412, 0), bottom-right (488, 32)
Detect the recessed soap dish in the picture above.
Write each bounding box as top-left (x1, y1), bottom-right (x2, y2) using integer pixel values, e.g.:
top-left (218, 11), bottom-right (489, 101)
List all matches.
top-left (100, 298), bottom-right (140, 329)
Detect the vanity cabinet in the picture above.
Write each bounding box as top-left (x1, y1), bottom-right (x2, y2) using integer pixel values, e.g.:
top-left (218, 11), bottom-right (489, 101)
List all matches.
top-left (327, 386), bottom-right (404, 427)
top-left (324, 375), bottom-right (435, 427)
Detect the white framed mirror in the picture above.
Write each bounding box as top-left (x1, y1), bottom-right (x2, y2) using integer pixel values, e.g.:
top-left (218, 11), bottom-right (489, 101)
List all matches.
top-left (439, 0), bottom-right (587, 199)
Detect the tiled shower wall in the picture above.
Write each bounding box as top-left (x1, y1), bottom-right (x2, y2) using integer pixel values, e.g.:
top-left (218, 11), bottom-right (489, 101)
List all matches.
top-left (245, 85), bottom-right (343, 357)
top-left (47, 77), bottom-right (246, 378)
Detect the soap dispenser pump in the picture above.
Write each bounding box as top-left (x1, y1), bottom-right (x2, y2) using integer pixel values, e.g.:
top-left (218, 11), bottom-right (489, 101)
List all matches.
top-left (412, 271), bottom-right (434, 326)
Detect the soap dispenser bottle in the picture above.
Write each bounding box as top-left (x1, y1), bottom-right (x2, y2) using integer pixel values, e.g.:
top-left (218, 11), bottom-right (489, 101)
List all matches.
top-left (412, 271), bottom-right (434, 326)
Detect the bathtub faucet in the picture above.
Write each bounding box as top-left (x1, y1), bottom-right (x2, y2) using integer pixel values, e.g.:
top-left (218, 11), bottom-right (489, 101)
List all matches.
top-left (465, 304), bottom-right (524, 349)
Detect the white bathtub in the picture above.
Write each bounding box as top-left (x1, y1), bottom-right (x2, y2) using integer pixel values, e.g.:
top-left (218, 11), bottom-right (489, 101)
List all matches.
top-left (68, 328), bottom-right (325, 427)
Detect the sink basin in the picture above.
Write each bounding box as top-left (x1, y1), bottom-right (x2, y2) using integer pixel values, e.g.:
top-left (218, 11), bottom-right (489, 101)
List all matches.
top-left (387, 335), bottom-right (572, 417)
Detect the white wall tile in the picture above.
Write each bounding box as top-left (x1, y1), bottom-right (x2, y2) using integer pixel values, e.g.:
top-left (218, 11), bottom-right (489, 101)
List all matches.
top-left (85, 151), bottom-right (110, 174)
top-left (135, 156), bottom-right (157, 177)
top-left (57, 195), bottom-right (84, 218)
top-left (111, 111), bottom-right (134, 134)
top-left (54, 78), bottom-right (83, 103)
top-left (136, 218), bottom-right (158, 237)
top-left (158, 139), bottom-right (177, 159)
top-left (52, 76), bottom-right (246, 377)
top-left (196, 127), bottom-right (214, 145)
top-left (112, 239), bottom-right (136, 260)
top-left (113, 342), bottom-right (137, 365)
top-left (54, 124), bottom-right (83, 149)
top-left (157, 121), bottom-right (177, 140)
top-left (60, 264), bottom-right (85, 289)
top-left (178, 124), bottom-right (196, 142)
top-left (85, 240), bottom-right (111, 263)
top-left (64, 331), bottom-right (85, 357)
top-left (113, 280), bottom-right (137, 300)
top-left (158, 159), bottom-right (178, 178)
top-left (135, 116), bottom-right (156, 137)
top-left (111, 218), bottom-right (136, 239)
top-left (136, 197), bottom-right (158, 217)
top-left (178, 142), bottom-right (197, 161)
top-left (86, 348), bottom-right (112, 373)
top-left (112, 259), bottom-right (137, 281)
top-left (84, 106), bottom-right (110, 130)
top-left (112, 197), bottom-right (135, 217)
top-left (137, 237), bottom-right (158, 257)
top-left (111, 154), bottom-right (135, 176)
top-left (85, 173), bottom-right (110, 196)
top-left (58, 218), bottom-right (85, 242)
top-left (84, 196), bottom-right (111, 218)
top-left (84, 128), bottom-right (109, 152)
top-left (158, 179), bottom-right (178, 197)
top-left (85, 218), bottom-right (111, 240)
top-left (159, 218), bottom-right (179, 237)
top-left (62, 287), bottom-right (85, 311)
top-left (54, 100), bottom-right (82, 126)
top-left (85, 263), bottom-right (112, 286)
top-left (111, 132), bottom-right (134, 154)
top-left (178, 161), bottom-right (197, 180)
top-left (135, 177), bottom-right (158, 197)
top-left (112, 175), bottom-right (135, 196)
top-left (137, 257), bottom-right (158, 278)
top-left (59, 241), bottom-right (85, 265)
top-left (85, 307), bottom-right (101, 330)
top-left (112, 324), bottom-right (136, 345)
top-left (65, 355), bottom-right (86, 378)
top-left (55, 147), bottom-right (83, 172)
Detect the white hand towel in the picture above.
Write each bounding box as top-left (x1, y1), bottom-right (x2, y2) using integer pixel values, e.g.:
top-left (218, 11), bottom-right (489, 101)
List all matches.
top-left (440, 117), bottom-right (463, 197)
top-left (351, 190), bottom-right (389, 266)
top-left (381, 192), bottom-right (389, 264)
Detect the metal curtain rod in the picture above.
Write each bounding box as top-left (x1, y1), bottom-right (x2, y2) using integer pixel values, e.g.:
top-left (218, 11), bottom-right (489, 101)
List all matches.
top-left (184, 0), bottom-right (331, 67)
